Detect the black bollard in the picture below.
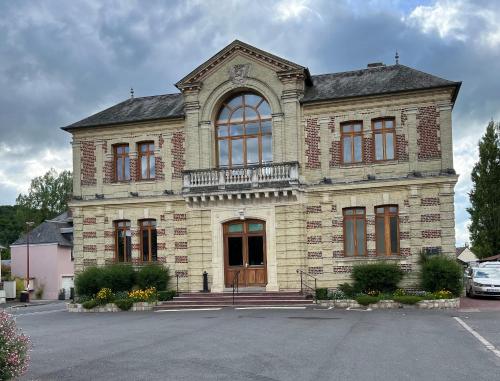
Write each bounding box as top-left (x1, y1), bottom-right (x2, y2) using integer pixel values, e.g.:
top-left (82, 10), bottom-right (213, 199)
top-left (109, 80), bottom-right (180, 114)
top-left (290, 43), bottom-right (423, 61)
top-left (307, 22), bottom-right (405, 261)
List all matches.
top-left (203, 271), bottom-right (209, 292)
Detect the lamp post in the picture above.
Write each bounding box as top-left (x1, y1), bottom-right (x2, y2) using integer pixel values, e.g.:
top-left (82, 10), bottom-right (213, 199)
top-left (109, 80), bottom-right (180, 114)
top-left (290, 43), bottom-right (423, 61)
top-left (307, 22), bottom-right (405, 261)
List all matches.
top-left (25, 221), bottom-right (34, 302)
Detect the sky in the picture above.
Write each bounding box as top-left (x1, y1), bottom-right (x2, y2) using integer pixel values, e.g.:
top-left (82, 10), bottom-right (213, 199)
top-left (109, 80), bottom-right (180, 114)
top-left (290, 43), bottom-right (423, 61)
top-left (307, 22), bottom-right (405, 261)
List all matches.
top-left (0, 0), bottom-right (499, 245)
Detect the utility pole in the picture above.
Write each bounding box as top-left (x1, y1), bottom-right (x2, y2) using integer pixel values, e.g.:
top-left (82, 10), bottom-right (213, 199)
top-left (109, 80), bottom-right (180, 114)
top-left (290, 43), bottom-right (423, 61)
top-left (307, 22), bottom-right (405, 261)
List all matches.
top-left (26, 221), bottom-right (34, 302)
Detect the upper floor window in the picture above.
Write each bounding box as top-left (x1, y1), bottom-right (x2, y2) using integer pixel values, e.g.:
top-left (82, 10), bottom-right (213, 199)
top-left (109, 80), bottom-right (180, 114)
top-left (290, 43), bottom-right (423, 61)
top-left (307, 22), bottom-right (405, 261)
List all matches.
top-left (138, 142), bottom-right (155, 180)
top-left (343, 207), bottom-right (366, 257)
top-left (373, 118), bottom-right (395, 161)
top-left (216, 93), bottom-right (272, 167)
top-left (115, 220), bottom-right (131, 262)
top-left (140, 219), bottom-right (157, 262)
top-left (375, 205), bottom-right (399, 256)
top-left (114, 144), bottom-right (130, 181)
top-left (341, 122), bottom-right (363, 164)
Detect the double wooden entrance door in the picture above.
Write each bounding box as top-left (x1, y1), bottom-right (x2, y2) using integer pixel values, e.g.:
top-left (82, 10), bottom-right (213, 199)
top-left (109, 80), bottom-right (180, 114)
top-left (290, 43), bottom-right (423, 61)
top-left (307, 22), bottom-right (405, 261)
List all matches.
top-left (224, 219), bottom-right (267, 288)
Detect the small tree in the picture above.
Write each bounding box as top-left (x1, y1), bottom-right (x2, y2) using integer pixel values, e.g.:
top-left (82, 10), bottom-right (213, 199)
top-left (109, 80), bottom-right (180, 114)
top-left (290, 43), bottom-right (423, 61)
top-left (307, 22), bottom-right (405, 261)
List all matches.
top-left (467, 121), bottom-right (500, 259)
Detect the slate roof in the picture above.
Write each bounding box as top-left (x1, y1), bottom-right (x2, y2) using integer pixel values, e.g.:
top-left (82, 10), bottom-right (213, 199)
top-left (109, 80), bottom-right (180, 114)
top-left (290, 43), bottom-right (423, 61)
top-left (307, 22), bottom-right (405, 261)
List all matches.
top-left (62, 64), bottom-right (460, 131)
top-left (456, 246), bottom-right (467, 257)
top-left (11, 212), bottom-right (73, 247)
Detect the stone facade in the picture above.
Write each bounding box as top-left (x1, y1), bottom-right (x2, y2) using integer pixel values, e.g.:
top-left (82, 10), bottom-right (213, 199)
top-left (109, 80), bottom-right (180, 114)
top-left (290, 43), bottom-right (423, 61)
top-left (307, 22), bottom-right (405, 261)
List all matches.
top-left (66, 41), bottom-right (459, 293)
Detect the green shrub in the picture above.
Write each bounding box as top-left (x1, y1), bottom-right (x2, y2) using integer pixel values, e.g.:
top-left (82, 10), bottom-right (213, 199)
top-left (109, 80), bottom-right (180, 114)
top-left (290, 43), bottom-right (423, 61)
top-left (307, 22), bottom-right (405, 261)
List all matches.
top-left (114, 291), bottom-right (129, 300)
top-left (352, 263), bottom-right (404, 293)
top-left (82, 299), bottom-right (98, 310)
top-left (75, 267), bottom-right (104, 297)
top-left (114, 298), bottom-right (134, 311)
top-left (420, 255), bottom-right (462, 296)
top-left (338, 282), bottom-right (356, 297)
top-left (136, 265), bottom-right (170, 291)
top-left (158, 290), bottom-right (177, 301)
top-left (75, 295), bottom-right (92, 304)
top-left (101, 264), bottom-right (136, 292)
top-left (315, 288), bottom-right (328, 300)
top-left (355, 295), bottom-right (380, 306)
top-left (96, 288), bottom-right (114, 305)
top-left (393, 295), bottom-right (423, 305)
top-left (329, 290), bottom-right (348, 300)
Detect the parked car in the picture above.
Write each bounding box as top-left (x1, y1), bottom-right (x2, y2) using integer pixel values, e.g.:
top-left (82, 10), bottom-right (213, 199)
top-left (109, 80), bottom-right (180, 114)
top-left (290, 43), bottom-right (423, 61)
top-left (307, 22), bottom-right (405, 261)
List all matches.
top-left (465, 265), bottom-right (500, 297)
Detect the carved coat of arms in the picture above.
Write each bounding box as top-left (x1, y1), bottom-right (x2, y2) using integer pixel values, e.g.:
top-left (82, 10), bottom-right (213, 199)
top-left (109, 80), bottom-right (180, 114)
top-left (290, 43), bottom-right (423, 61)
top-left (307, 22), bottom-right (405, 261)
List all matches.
top-left (229, 64), bottom-right (250, 85)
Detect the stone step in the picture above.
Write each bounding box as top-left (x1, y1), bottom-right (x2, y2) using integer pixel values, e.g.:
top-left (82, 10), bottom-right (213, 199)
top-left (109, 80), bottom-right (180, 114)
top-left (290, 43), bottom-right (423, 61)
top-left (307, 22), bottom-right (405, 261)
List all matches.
top-left (154, 301), bottom-right (314, 310)
top-left (174, 295), bottom-right (308, 302)
top-left (178, 292), bottom-right (305, 298)
top-left (160, 299), bottom-right (313, 306)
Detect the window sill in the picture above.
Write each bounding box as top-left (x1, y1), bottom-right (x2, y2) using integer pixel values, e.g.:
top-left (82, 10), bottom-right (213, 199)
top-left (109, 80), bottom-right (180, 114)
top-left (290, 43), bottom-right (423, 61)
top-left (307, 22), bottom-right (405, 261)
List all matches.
top-left (334, 256), bottom-right (405, 261)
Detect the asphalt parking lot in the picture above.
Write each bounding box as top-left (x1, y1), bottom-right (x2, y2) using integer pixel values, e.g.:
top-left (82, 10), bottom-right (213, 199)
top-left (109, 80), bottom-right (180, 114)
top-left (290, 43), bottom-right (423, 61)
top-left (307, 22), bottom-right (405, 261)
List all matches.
top-left (8, 300), bottom-right (500, 381)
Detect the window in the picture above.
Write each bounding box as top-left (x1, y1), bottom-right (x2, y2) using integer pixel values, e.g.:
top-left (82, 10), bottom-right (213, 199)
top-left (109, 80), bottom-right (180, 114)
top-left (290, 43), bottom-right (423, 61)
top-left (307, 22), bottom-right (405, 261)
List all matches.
top-left (375, 205), bottom-right (399, 256)
top-left (373, 118), bottom-right (395, 161)
top-left (114, 144), bottom-right (130, 181)
top-left (341, 122), bottom-right (363, 164)
top-left (343, 208), bottom-right (366, 257)
top-left (115, 220), bottom-right (131, 262)
top-left (140, 220), bottom-right (157, 262)
top-left (138, 142), bottom-right (155, 180)
top-left (216, 93), bottom-right (272, 167)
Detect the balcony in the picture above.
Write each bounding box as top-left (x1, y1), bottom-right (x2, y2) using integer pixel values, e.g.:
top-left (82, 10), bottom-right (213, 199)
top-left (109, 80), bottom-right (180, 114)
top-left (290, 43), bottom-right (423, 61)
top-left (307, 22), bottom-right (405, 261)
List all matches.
top-left (182, 162), bottom-right (300, 194)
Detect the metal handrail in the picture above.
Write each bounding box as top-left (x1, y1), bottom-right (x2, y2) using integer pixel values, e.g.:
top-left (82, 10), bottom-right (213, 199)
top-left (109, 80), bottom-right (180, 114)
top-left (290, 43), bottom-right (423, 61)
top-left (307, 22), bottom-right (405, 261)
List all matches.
top-left (296, 269), bottom-right (317, 296)
top-left (232, 270), bottom-right (240, 305)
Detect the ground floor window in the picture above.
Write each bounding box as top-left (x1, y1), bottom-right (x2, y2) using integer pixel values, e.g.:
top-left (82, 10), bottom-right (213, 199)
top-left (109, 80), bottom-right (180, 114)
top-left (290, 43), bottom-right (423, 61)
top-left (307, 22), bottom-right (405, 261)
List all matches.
top-left (140, 219), bottom-right (157, 262)
top-left (343, 208), bottom-right (366, 256)
top-left (375, 205), bottom-right (399, 256)
top-left (115, 220), bottom-right (131, 262)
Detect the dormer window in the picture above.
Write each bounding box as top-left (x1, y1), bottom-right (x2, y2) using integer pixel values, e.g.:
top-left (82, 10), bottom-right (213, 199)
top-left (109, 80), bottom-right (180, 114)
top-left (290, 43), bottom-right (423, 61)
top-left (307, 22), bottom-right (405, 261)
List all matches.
top-left (216, 93), bottom-right (272, 167)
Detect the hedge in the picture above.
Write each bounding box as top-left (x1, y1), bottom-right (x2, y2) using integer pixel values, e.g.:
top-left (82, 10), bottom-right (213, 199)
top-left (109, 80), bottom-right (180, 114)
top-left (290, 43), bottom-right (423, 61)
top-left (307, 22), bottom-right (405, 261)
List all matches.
top-left (352, 263), bottom-right (404, 293)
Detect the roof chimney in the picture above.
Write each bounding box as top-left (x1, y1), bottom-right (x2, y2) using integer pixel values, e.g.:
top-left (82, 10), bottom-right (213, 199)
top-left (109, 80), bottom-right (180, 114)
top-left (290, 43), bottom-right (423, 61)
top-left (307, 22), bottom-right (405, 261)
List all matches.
top-left (367, 62), bottom-right (385, 68)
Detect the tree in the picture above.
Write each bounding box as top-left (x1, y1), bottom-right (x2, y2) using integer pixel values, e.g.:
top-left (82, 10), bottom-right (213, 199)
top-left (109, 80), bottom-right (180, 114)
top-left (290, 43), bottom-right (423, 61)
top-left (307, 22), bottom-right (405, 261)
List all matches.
top-left (15, 169), bottom-right (72, 226)
top-left (0, 205), bottom-right (25, 250)
top-left (467, 121), bottom-right (500, 259)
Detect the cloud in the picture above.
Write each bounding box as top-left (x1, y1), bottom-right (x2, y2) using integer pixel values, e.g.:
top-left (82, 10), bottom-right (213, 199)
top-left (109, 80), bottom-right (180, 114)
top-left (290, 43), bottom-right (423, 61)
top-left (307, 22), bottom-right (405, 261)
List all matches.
top-left (0, 0), bottom-right (498, 245)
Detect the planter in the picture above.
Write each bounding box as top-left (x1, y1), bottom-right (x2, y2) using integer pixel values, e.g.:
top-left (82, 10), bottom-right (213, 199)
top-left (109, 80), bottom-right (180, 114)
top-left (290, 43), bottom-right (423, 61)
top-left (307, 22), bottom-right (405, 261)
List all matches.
top-left (3, 281), bottom-right (16, 299)
top-left (67, 301), bottom-right (157, 313)
top-left (317, 298), bottom-right (460, 310)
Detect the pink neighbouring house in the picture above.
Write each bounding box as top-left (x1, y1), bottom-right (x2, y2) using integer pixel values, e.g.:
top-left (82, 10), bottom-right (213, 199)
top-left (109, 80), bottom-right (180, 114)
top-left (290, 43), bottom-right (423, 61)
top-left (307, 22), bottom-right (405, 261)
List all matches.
top-left (10, 212), bottom-right (74, 300)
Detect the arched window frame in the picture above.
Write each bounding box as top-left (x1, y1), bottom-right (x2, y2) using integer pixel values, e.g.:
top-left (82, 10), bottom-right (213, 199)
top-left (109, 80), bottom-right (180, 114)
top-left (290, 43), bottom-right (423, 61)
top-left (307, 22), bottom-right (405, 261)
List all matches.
top-left (215, 92), bottom-right (272, 168)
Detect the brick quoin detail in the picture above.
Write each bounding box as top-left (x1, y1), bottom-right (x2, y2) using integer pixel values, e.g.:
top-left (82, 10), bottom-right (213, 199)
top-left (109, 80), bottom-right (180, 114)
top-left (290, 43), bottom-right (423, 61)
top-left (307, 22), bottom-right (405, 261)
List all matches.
top-left (305, 118), bottom-right (320, 169)
top-left (331, 204), bottom-right (337, 213)
top-left (400, 215), bottom-right (410, 224)
top-left (307, 251), bottom-right (322, 259)
top-left (308, 267), bottom-right (323, 275)
top-left (328, 116), bottom-right (335, 133)
top-left (332, 250), bottom-right (344, 258)
top-left (329, 140), bottom-right (341, 168)
top-left (400, 248), bottom-right (411, 257)
top-left (105, 244), bottom-right (114, 252)
top-left (158, 134), bottom-right (164, 148)
top-left (83, 217), bottom-right (96, 225)
top-left (132, 243), bottom-right (140, 251)
top-left (368, 249), bottom-right (377, 257)
top-left (83, 231), bottom-right (97, 238)
top-left (157, 242), bottom-right (166, 250)
top-left (422, 229), bottom-right (442, 239)
top-left (175, 270), bottom-right (188, 278)
top-left (307, 236), bottom-right (322, 244)
top-left (160, 214), bottom-right (166, 221)
top-left (103, 159), bottom-right (113, 184)
top-left (421, 213), bottom-right (441, 222)
top-left (332, 234), bottom-right (343, 243)
top-left (421, 197), bottom-right (440, 206)
top-left (400, 231), bottom-right (410, 240)
top-left (306, 221), bottom-right (322, 229)
top-left (175, 256), bottom-right (188, 263)
top-left (130, 158), bottom-right (138, 181)
top-left (81, 141), bottom-right (96, 186)
top-left (175, 242), bottom-right (188, 249)
top-left (83, 258), bottom-right (97, 267)
top-left (171, 131), bottom-right (185, 179)
top-left (174, 213), bottom-right (187, 221)
top-left (333, 266), bottom-right (353, 274)
top-left (363, 137), bottom-right (373, 163)
top-left (104, 230), bottom-right (114, 238)
top-left (366, 217), bottom-right (375, 226)
top-left (404, 199), bottom-right (410, 207)
top-left (401, 109), bottom-right (408, 128)
top-left (332, 219), bottom-right (342, 228)
top-left (367, 233), bottom-right (375, 242)
top-left (156, 228), bottom-right (166, 236)
top-left (83, 245), bottom-right (97, 253)
top-left (396, 134), bottom-right (409, 161)
top-left (417, 105), bottom-right (441, 160)
top-left (399, 264), bottom-right (412, 273)
top-left (155, 156), bottom-right (165, 180)
top-left (306, 206), bottom-right (321, 214)
top-left (174, 228), bottom-right (187, 235)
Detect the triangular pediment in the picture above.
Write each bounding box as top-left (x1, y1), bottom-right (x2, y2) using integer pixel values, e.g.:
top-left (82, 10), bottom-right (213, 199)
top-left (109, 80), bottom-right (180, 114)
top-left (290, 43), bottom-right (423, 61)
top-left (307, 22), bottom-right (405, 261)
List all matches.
top-left (175, 40), bottom-right (310, 90)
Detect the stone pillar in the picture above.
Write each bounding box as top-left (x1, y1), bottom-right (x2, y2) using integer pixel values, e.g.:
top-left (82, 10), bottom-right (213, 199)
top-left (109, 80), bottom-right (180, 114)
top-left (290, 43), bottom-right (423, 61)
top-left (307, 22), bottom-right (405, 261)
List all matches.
top-left (272, 113), bottom-right (285, 163)
top-left (199, 121), bottom-right (213, 169)
top-left (181, 86), bottom-right (201, 170)
top-left (319, 117), bottom-right (331, 177)
top-left (439, 183), bottom-right (456, 258)
top-left (95, 140), bottom-right (104, 195)
top-left (406, 107), bottom-right (418, 172)
top-left (72, 140), bottom-right (82, 198)
top-left (438, 102), bottom-right (454, 171)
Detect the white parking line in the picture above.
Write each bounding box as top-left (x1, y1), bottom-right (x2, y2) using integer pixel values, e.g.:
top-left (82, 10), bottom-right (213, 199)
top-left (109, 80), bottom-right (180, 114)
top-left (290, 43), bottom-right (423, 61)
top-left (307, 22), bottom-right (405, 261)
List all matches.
top-left (155, 308), bottom-right (222, 312)
top-left (234, 306), bottom-right (306, 310)
top-left (454, 317), bottom-right (500, 359)
top-left (13, 309), bottom-right (67, 317)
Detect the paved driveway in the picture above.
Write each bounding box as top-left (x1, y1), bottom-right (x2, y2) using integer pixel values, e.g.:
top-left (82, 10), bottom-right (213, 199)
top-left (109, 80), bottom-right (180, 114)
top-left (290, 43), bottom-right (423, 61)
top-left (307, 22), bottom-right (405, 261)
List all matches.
top-left (10, 304), bottom-right (500, 381)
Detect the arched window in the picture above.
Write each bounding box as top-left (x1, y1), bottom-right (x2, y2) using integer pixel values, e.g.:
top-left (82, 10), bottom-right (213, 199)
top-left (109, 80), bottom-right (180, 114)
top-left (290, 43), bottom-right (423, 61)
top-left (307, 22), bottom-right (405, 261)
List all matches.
top-left (216, 93), bottom-right (272, 167)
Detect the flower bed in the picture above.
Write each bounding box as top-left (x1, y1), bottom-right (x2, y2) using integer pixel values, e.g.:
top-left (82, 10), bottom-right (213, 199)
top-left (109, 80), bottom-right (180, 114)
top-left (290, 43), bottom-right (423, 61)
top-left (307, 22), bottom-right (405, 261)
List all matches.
top-left (67, 301), bottom-right (156, 313)
top-left (317, 298), bottom-right (459, 309)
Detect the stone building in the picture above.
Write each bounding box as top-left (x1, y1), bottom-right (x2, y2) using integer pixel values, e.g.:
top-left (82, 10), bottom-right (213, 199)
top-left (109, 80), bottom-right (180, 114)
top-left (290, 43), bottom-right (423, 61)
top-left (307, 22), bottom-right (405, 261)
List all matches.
top-left (63, 40), bottom-right (461, 292)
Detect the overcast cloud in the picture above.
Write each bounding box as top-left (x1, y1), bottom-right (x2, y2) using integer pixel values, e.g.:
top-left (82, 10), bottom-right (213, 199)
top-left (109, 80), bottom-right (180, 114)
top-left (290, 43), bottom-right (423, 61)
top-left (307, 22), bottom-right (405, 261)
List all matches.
top-left (0, 0), bottom-right (499, 245)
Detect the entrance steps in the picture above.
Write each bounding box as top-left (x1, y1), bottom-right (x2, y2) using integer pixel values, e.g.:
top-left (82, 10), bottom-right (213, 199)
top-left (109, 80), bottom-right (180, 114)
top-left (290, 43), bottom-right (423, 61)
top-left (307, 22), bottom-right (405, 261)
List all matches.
top-left (154, 291), bottom-right (314, 310)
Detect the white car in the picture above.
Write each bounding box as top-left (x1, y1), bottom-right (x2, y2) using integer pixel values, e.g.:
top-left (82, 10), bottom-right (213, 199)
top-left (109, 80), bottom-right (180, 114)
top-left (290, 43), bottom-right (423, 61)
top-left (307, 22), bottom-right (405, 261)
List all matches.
top-left (465, 266), bottom-right (500, 297)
